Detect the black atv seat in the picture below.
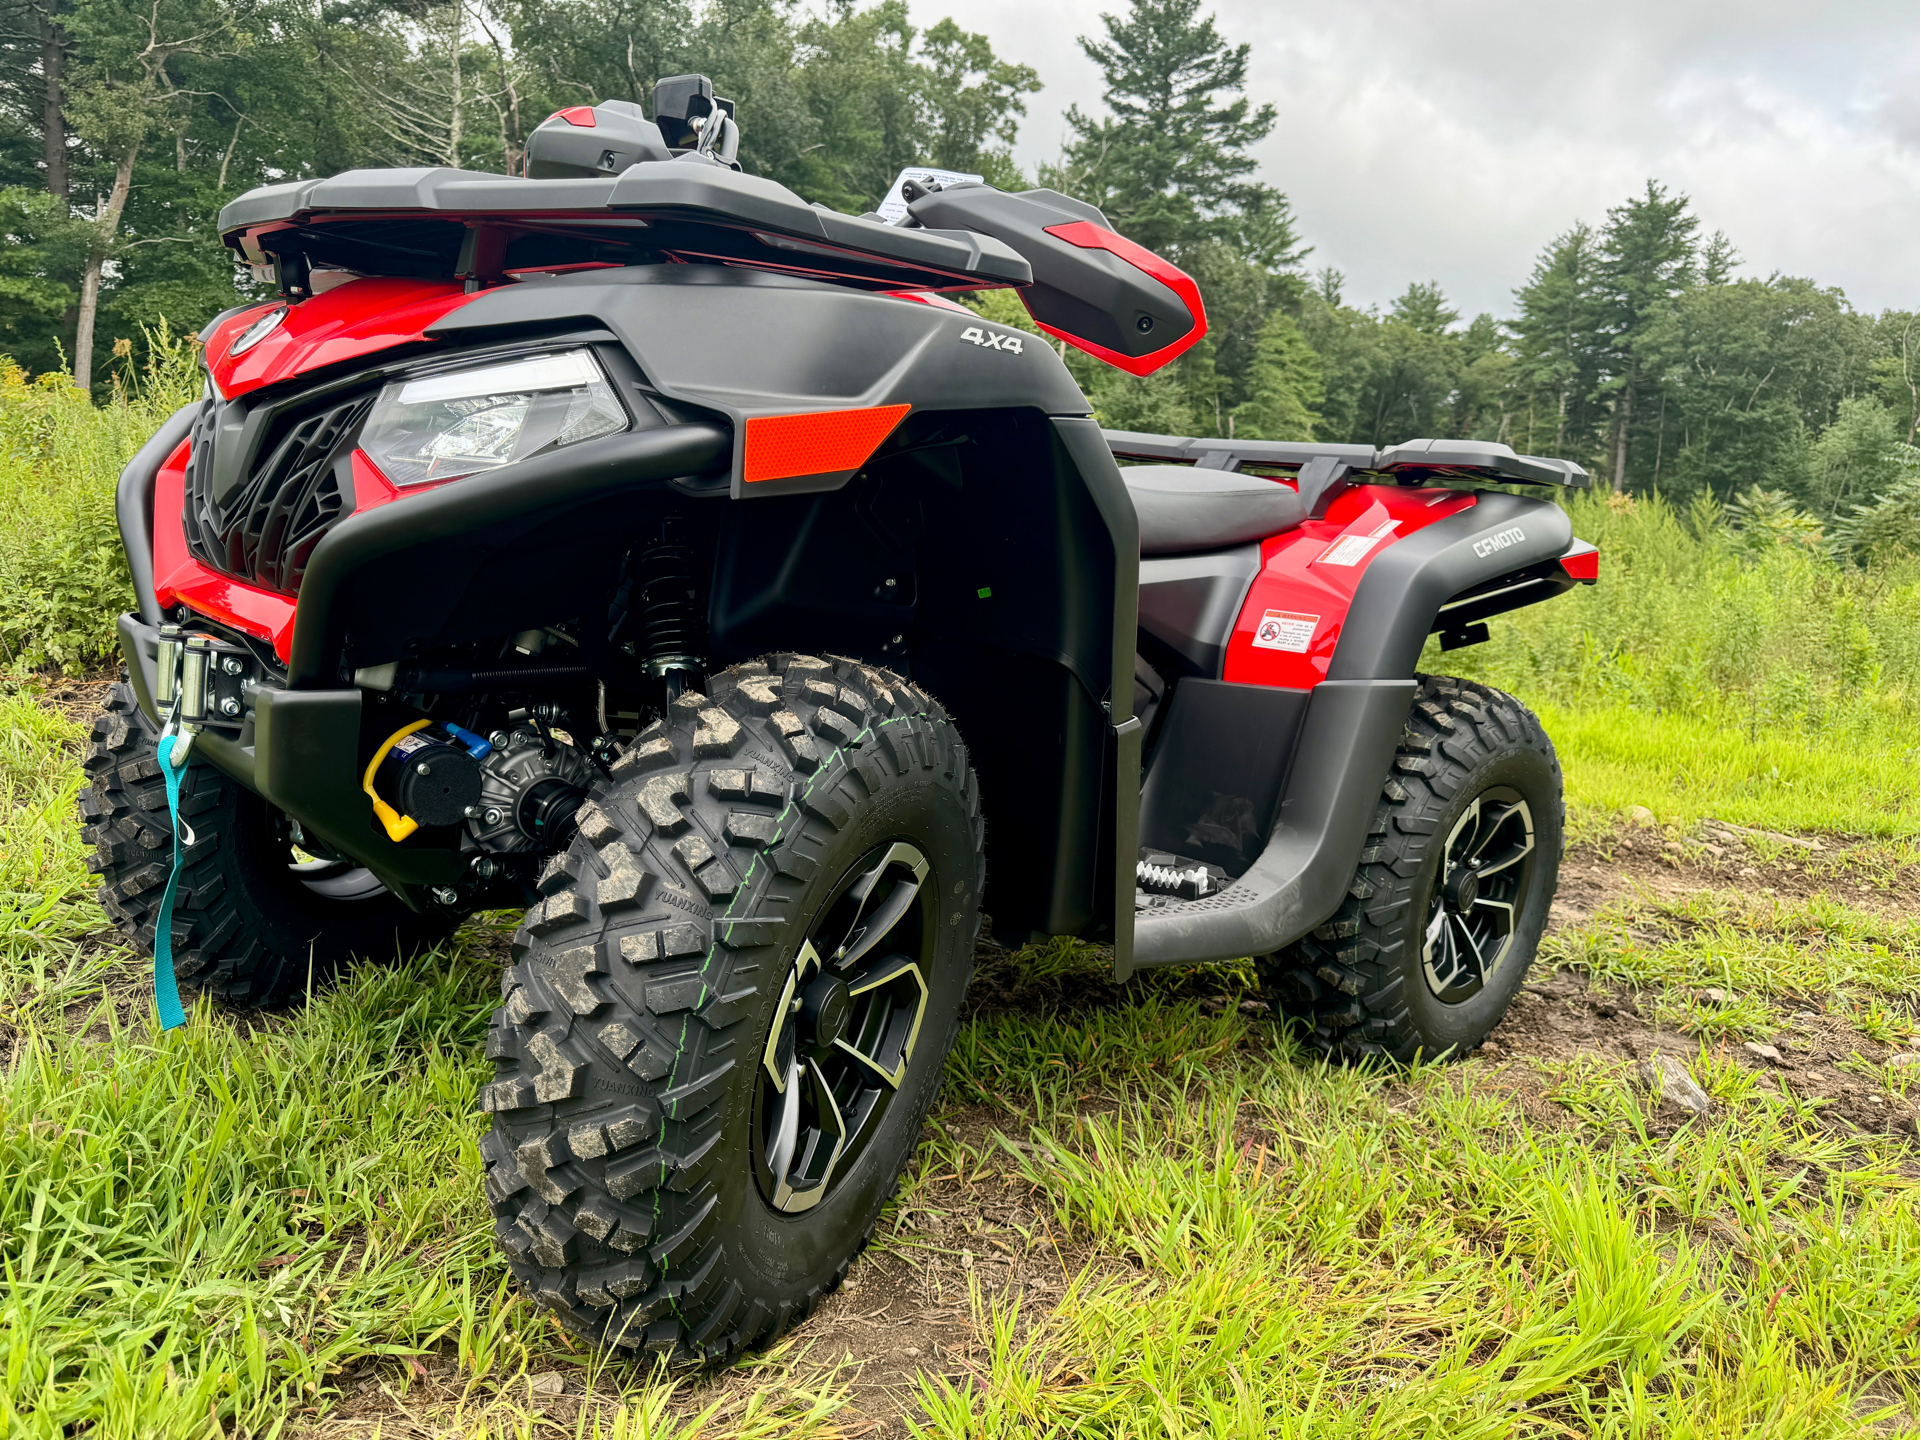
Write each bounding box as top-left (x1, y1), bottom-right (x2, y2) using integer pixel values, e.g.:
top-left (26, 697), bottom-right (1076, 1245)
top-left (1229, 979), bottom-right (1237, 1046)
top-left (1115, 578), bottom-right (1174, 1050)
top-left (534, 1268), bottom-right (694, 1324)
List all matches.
top-left (1121, 465), bottom-right (1306, 555)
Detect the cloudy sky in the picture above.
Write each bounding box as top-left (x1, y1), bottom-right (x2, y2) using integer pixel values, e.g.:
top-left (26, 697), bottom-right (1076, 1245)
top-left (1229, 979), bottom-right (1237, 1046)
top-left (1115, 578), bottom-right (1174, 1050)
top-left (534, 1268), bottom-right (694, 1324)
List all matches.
top-left (904, 0), bottom-right (1918, 320)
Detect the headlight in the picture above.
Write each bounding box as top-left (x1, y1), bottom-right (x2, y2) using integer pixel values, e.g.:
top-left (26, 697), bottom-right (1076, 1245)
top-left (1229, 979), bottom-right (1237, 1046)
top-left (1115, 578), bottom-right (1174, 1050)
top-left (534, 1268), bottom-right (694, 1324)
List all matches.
top-left (358, 349), bottom-right (628, 487)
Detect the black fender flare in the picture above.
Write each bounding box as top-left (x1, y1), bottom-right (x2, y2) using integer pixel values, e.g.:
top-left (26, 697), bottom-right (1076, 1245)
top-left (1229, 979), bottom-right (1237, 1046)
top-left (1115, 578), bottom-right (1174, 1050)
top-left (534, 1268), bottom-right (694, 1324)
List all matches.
top-left (286, 422), bottom-right (730, 687)
top-left (1328, 492), bottom-right (1573, 681)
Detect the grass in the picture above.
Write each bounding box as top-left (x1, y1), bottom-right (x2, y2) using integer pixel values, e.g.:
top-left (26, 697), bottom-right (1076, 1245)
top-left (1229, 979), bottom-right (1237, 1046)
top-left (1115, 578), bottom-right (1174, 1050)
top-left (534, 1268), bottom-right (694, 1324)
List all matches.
top-left (0, 665), bottom-right (1913, 1435)
top-left (914, 1073), bottom-right (1913, 1438)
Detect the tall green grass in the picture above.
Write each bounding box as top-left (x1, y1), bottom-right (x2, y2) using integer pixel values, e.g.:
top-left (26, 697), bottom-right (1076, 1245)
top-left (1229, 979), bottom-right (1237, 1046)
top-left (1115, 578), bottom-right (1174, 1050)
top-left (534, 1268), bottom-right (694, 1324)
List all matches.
top-left (0, 327), bottom-right (202, 671)
top-left (1424, 488), bottom-right (1918, 834)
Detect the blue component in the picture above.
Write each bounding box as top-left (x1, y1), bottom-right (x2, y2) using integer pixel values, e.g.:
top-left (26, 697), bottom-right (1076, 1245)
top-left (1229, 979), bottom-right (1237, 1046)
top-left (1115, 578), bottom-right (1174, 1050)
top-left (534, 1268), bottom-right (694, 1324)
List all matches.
top-left (443, 721), bottom-right (494, 759)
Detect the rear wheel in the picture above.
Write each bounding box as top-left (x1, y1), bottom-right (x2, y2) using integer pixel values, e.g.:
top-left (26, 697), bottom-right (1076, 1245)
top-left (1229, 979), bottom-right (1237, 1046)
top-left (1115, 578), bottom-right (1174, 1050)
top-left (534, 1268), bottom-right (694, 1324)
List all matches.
top-left (79, 681), bottom-right (455, 1009)
top-left (479, 654), bottom-right (984, 1362)
top-left (1258, 674), bottom-right (1563, 1062)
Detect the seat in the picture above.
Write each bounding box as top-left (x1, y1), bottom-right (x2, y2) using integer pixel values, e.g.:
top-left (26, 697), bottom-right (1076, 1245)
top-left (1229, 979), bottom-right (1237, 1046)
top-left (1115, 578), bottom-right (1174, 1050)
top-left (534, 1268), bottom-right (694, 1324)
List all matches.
top-left (1121, 465), bottom-right (1306, 555)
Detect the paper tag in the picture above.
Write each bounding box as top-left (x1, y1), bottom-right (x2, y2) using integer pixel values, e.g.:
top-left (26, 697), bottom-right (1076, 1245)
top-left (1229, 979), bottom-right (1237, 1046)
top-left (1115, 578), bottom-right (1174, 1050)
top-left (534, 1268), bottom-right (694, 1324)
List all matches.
top-left (1251, 609), bottom-right (1318, 653)
top-left (876, 166), bottom-right (983, 223)
top-left (1316, 518), bottom-right (1401, 567)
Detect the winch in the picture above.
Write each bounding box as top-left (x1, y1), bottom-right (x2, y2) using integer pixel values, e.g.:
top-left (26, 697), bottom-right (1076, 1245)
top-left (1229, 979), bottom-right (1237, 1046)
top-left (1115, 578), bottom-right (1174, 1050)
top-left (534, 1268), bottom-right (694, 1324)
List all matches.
top-left (363, 720), bottom-right (491, 840)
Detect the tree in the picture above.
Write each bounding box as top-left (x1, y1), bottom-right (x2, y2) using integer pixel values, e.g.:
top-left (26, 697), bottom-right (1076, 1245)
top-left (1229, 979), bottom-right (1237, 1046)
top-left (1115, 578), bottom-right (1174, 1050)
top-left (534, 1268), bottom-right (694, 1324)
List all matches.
top-left (1050, 0), bottom-right (1283, 262)
top-left (1594, 180), bottom-right (1698, 490)
top-left (0, 181), bottom-right (83, 369)
top-left (61, 0), bottom-right (253, 391)
top-left (1231, 305), bottom-right (1320, 440)
top-left (1868, 309), bottom-right (1918, 445)
top-left (1643, 276), bottom-right (1869, 503)
top-left (1805, 395), bottom-right (1908, 519)
top-left (1296, 268), bottom-right (1381, 445)
top-left (916, 17), bottom-right (1037, 186)
top-left (1509, 220), bottom-right (1603, 461)
top-left (332, 0), bottom-right (521, 171)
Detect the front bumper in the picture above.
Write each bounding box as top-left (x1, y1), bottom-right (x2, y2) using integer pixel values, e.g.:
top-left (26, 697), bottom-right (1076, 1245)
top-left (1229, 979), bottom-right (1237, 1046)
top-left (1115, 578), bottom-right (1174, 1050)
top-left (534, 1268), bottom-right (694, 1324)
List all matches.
top-left (119, 613), bottom-right (465, 904)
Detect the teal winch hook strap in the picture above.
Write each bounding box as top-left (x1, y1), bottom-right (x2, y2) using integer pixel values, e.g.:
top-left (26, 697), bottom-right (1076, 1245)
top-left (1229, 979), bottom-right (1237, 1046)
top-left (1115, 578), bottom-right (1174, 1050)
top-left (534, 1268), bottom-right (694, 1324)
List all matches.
top-left (152, 723), bottom-right (194, 1031)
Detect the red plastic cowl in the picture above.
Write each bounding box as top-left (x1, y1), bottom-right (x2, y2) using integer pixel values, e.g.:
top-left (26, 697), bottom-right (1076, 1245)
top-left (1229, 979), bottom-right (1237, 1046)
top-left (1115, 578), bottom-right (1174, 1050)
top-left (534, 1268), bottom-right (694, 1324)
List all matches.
top-left (203, 278), bottom-right (477, 400)
top-left (552, 106), bottom-right (597, 127)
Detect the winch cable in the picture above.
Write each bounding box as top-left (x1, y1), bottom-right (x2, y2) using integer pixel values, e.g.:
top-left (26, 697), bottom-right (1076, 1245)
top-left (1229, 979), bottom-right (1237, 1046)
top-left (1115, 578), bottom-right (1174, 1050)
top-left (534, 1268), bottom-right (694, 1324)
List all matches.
top-left (149, 713), bottom-right (196, 1032)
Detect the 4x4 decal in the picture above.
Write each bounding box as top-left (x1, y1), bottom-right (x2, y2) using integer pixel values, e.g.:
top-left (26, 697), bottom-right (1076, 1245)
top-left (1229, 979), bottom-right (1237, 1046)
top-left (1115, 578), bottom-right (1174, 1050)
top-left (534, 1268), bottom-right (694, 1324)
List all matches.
top-left (960, 325), bottom-right (1024, 354)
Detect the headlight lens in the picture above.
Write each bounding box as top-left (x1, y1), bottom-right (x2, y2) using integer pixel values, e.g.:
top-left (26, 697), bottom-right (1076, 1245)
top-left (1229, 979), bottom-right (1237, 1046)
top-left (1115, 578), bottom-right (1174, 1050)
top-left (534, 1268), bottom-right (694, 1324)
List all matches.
top-left (359, 349), bottom-right (628, 487)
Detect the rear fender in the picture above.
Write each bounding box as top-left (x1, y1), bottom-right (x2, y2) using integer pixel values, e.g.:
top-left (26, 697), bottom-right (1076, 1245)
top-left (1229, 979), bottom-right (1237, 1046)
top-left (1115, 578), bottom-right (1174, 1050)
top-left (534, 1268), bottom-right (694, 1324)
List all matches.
top-left (1224, 489), bottom-right (1578, 687)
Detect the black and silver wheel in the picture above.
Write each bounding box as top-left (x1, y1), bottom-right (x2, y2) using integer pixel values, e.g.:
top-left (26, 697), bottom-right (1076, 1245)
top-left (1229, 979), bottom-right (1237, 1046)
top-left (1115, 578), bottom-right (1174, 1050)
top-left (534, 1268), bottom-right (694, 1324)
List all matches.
top-left (479, 654), bottom-right (983, 1363)
top-left (755, 842), bottom-right (934, 1214)
top-left (1421, 786), bottom-right (1536, 1005)
top-left (79, 681), bottom-right (456, 1009)
top-left (1258, 674), bottom-right (1563, 1062)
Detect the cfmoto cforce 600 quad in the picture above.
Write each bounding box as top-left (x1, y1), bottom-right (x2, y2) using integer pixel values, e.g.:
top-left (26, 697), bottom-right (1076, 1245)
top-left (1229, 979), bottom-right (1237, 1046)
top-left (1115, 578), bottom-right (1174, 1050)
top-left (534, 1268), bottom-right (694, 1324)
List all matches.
top-left (87, 76), bottom-right (1598, 1360)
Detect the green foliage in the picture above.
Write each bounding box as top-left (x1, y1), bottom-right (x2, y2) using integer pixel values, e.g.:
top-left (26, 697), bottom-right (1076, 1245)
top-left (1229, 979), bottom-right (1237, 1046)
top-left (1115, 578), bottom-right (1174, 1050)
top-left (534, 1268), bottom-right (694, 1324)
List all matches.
top-left (1048, 0), bottom-right (1288, 266)
top-left (1807, 396), bottom-right (1912, 518)
top-left (0, 187), bottom-right (88, 376)
top-left (0, 322), bottom-right (201, 670)
top-left (1831, 462), bottom-right (1920, 567)
top-left (1230, 305), bottom-right (1320, 440)
top-left (915, 918), bottom-right (1916, 1438)
top-left (1426, 487), bottom-right (1918, 831)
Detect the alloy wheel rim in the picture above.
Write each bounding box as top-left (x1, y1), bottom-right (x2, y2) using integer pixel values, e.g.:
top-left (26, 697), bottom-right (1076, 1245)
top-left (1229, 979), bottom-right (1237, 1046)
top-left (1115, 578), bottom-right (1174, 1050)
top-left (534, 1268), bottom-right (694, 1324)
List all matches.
top-left (1421, 786), bottom-right (1535, 1005)
top-left (754, 841), bottom-right (934, 1215)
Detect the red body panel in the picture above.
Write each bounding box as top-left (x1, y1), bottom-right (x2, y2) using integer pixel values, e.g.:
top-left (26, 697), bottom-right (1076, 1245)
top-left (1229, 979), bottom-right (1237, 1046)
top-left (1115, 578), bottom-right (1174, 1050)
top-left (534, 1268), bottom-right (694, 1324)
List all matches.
top-left (204, 278), bottom-right (477, 400)
top-left (153, 443), bottom-right (448, 659)
top-left (1224, 484), bottom-right (1478, 689)
top-left (153, 438), bottom-right (299, 657)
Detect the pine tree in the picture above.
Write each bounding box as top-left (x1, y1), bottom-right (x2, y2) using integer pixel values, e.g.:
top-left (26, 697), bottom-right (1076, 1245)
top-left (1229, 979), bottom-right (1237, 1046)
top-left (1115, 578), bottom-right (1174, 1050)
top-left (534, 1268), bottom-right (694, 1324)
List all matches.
top-left (1232, 306), bottom-right (1321, 440)
top-left (1050, 0), bottom-right (1287, 262)
top-left (1596, 180), bottom-right (1698, 490)
top-left (1510, 221), bottom-right (1603, 459)
top-left (1700, 229), bottom-right (1740, 286)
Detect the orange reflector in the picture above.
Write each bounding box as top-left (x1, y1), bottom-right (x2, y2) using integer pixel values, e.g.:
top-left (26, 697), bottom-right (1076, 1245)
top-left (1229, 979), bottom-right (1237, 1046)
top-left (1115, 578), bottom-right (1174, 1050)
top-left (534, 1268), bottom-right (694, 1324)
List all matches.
top-left (743, 404), bottom-right (910, 483)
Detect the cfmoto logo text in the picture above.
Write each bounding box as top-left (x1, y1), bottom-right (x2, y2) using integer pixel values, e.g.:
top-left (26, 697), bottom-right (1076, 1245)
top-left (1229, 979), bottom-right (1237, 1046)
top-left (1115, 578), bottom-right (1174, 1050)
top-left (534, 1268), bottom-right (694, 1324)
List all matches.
top-left (960, 325), bottom-right (1024, 354)
top-left (1473, 526), bottom-right (1527, 558)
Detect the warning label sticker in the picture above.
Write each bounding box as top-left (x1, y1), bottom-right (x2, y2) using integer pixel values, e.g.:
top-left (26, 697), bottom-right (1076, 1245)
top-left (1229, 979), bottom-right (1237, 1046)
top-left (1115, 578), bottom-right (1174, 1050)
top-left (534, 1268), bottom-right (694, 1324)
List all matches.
top-left (1316, 518), bottom-right (1402, 567)
top-left (1251, 609), bottom-right (1319, 653)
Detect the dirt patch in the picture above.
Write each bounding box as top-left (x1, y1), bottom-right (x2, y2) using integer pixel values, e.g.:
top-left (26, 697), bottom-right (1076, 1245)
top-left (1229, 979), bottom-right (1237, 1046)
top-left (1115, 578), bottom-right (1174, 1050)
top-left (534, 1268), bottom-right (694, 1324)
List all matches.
top-left (33, 668), bottom-right (116, 730)
top-left (1554, 828), bottom-right (1918, 925)
top-left (1483, 970), bottom-right (1918, 1139)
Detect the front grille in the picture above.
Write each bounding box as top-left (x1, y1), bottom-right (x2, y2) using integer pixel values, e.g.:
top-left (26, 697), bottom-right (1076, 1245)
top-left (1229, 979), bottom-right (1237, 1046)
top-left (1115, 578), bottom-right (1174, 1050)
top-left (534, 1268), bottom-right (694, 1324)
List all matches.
top-left (182, 395), bottom-right (372, 593)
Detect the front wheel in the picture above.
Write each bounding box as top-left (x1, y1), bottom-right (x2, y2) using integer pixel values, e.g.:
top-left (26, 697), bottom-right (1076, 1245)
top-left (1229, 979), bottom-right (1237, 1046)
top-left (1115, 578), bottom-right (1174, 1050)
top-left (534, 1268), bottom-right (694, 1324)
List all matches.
top-left (1258, 674), bottom-right (1563, 1062)
top-left (79, 681), bottom-right (455, 1008)
top-left (479, 654), bottom-right (984, 1362)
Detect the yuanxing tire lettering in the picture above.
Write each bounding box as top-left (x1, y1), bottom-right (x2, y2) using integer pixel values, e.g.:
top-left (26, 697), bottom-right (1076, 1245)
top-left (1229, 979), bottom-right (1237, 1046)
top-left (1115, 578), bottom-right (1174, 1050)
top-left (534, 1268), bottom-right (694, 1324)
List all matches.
top-left (78, 681), bottom-right (455, 1009)
top-left (479, 654), bottom-right (985, 1362)
top-left (1259, 674), bottom-right (1563, 1062)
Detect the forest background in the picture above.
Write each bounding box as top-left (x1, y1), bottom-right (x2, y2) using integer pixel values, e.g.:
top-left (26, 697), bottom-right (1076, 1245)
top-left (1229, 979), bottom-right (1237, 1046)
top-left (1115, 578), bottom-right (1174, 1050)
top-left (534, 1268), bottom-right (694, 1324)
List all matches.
top-left (0, 0), bottom-right (1912, 546)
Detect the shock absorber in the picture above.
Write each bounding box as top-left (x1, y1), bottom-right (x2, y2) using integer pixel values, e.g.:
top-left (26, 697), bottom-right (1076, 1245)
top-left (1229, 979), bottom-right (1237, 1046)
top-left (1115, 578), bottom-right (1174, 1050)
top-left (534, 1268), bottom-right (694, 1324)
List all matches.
top-left (633, 520), bottom-right (706, 697)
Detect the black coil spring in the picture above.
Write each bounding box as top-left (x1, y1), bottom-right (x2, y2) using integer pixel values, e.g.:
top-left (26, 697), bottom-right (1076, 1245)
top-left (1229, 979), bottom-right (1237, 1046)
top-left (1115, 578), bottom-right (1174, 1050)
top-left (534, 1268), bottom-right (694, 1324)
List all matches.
top-left (633, 531), bottom-right (705, 668)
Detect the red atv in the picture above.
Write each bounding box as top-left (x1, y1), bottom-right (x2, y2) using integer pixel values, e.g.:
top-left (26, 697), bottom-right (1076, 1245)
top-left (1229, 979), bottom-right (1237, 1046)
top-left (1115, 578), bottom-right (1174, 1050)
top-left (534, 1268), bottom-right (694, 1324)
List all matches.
top-left (84, 77), bottom-right (1596, 1360)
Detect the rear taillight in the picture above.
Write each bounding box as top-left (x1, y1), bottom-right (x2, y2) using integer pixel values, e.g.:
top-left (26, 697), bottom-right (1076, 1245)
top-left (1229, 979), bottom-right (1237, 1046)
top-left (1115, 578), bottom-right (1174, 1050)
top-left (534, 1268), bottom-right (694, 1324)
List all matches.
top-left (1559, 540), bottom-right (1599, 582)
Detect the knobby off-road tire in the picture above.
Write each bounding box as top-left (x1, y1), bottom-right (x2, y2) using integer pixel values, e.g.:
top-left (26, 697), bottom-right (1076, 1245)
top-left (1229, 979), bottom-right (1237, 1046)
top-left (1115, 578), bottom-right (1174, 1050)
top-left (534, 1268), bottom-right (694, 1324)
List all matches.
top-left (479, 654), bottom-right (984, 1362)
top-left (79, 681), bottom-right (454, 1008)
top-left (1258, 674), bottom-right (1563, 1063)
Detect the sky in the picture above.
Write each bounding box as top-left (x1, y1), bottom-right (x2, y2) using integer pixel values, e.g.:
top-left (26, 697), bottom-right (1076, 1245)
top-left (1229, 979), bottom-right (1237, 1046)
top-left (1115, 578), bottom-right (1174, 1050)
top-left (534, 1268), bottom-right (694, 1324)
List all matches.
top-left (903, 0), bottom-right (1919, 321)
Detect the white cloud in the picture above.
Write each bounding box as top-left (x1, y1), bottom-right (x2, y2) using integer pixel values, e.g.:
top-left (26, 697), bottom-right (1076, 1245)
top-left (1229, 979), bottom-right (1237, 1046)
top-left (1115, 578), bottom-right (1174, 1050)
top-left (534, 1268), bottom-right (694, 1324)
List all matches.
top-left (909, 0), bottom-right (1919, 317)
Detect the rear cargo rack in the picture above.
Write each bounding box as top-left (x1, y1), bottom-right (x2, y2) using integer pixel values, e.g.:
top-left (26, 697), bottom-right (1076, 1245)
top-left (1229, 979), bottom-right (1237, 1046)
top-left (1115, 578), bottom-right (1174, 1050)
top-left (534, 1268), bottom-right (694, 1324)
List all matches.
top-left (1104, 429), bottom-right (1591, 488)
